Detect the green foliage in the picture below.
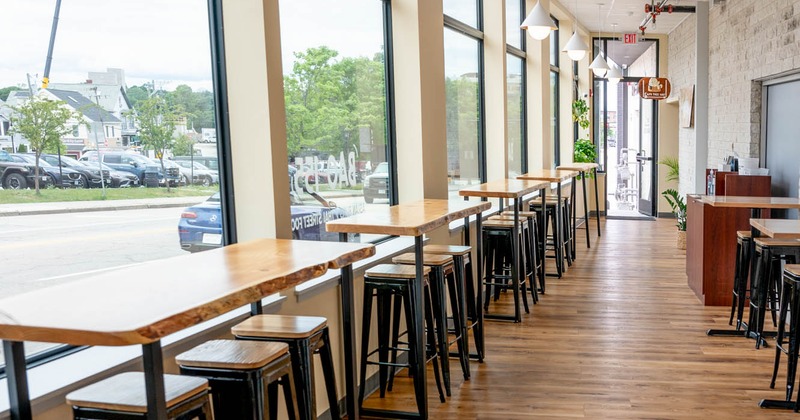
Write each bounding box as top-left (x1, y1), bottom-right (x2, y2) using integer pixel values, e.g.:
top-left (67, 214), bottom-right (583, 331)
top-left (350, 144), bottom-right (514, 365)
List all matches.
top-left (283, 46), bottom-right (385, 158)
top-left (134, 95), bottom-right (183, 192)
top-left (16, 144), bottom-right (27, 153)
top-left (572, 99), bottom-right (590, 130)
top-left (172, 134), bottom-right (196, 156)
top-left (10, 95), bottom-right (80, 194)
top-left (662, 188), bottom-right (687, 231)
top-left (0, 86), bottom-right (20, 102)
top-left (125, 85), bottom-right (149, 109)
top-left (658, 157), bottom-right (680, 182)
top-left (573, 139), bottom-right (597, 163)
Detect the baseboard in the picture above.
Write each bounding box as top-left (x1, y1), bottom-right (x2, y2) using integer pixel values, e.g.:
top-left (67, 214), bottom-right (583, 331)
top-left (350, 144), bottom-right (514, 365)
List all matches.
top-left (658, 212), bottom-right (676, 219)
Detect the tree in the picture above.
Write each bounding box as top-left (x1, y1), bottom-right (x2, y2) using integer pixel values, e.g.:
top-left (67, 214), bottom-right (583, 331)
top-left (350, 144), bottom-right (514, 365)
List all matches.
top-left (0, 86), bottom-right (20, 102)
top-left (10, 94), bottom-right (79, 194)
top-left (135, 95), bottom-right (182, 192)
top-left (126, 85), bottom-right (149, 109)
top-left (172, 134), bottom-right (195, 156)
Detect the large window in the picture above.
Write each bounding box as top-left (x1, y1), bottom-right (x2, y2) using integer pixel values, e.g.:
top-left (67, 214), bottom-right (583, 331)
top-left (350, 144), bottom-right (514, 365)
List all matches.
top-left (444, 1), bottom-right (484, 199)
top-left (549, 18), bottom-right (560, 167)
top-left (279, 0), bottom-right (394, 242)
top-left (506, 0), bottom-right (526, 177)
top-left (0, 0), bottom-right (225, 368)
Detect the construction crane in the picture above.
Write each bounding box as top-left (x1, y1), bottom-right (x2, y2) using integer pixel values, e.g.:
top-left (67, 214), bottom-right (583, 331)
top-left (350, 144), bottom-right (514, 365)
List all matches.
top-left (41, 0), bottom-right (63, 89)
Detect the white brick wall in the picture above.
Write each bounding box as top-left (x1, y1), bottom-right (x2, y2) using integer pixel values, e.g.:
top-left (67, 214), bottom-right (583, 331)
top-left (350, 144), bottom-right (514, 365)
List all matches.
top-left (669, 0), bottom-right (800, 194)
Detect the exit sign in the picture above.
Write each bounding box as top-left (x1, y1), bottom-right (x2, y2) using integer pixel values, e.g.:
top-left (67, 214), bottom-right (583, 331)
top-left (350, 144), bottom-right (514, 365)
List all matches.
top-left (624, 33), bottom-right (638, 44)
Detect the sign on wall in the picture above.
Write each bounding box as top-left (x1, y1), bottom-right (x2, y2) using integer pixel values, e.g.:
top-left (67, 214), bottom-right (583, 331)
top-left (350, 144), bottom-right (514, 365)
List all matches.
top-left (624, 33), bottom-right (638, 44)
top-left (637, 77), bottom-right (672, 100)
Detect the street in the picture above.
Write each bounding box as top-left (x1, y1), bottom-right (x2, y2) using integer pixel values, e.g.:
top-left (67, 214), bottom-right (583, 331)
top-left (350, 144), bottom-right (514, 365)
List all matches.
top-left (1, 207), bottom-right (186, 298)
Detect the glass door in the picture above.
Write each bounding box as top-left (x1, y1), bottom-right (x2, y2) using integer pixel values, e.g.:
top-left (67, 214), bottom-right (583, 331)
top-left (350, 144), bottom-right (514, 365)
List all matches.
top-left (636, 96), bottom-right (656, 215)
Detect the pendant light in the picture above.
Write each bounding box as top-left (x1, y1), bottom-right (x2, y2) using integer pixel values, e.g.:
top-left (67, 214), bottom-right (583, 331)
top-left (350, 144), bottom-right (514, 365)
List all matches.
top-left (521, 1), bottom-right (557, 41)
top-left (606, 23), bottom-right (623, 83)
top-left (588, 4), bottom-right (609, 78)
top-left (562, 0), bottom-right (589, 61)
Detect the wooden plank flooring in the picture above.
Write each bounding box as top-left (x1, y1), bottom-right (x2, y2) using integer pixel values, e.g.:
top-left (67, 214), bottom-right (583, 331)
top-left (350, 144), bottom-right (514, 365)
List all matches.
top-left (362, 218), bottom-right (800, 418)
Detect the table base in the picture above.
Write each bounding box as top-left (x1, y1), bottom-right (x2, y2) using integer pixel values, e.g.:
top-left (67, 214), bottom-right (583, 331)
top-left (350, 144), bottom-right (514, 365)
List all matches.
top-left (484, 313), bottom-right (520, 322)
top-left (759, 399), bottom-right (796, 410)
top-left (361, 407), bottom-right (424, 419)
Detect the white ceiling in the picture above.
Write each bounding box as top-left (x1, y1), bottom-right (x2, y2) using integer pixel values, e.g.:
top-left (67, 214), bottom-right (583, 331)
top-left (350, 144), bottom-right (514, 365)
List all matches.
top-left (557, 0), bottom-right (698, 35)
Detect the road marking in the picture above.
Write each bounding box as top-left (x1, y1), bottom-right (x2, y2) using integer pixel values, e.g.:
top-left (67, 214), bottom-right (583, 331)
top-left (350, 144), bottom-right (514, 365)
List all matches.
top-left (0, 215), bottom-right (177, 235)
top-left (33, 262), bottom-right (146, 283)
top-left (0, 227), bottom-right (175, 251)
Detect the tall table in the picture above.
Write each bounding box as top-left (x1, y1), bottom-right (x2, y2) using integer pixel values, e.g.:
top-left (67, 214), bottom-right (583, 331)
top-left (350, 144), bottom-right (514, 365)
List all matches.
top-left (325, 199), bottom-right (490, 420)
top-left (517, 169), bottom-right (580, 276)
top-left (556, 162), bottom-right (602, 250)
top-left (458, 179), bottom-right (549, 322)
top-left (0, 239), bottom-right (375, 420)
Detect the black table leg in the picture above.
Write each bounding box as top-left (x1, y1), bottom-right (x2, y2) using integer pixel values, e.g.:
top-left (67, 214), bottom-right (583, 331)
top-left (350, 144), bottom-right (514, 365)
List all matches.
top-left (581, 171), bottom-right (590, 248)
top-left (339, 262), bottom-right (359, 420)
top-left (142, 341), bottom-right (168, 420)
top-left (4, 340), bottom-right (31, 420)
top-left (413, 235), bottom-right (428, 418)
top-left (594, 168), bottom-right (601, 237)
top-left (540, 188), bottom-right (547, 286)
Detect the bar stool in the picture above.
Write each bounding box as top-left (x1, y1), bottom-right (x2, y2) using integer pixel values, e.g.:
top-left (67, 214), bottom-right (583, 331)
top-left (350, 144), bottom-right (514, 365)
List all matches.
top-left (498, 210), bottom-right (543, 295)
top-left (729, 230), bottom-right (752, 330)
top-left (393, 252), bottom-right (470, 395)
top-left (360, 264), bottom-right (446, 410)
top-left (425, 244), bottom-right (485, 361)
top-left (176, 340), bottom-right (298, 420)
top-left (770, 265), bottom-right (800, 405)
top-left (481, 219), bottom-right (534, 322)
top-left (529, 197), bottom-right (570, 277)
top-left (66, 372), bottom-right (213, 419)
top-left (231, 315), bottom-right (337, 420)
top-left (747, 238), bottom-right (800, 348)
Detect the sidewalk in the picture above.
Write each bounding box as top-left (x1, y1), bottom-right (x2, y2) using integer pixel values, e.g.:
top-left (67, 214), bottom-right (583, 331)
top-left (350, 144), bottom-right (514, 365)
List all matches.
top-left (0, 196), bottom-right (207, 217)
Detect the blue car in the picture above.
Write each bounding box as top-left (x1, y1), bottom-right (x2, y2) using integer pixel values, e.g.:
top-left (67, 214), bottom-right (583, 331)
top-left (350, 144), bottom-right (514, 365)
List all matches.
top-left (178, 193), bottom-right (352, 252)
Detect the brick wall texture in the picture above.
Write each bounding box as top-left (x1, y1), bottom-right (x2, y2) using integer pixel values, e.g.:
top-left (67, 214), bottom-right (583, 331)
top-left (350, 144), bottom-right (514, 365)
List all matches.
top-left (668, 0), bottom-right (800, 195)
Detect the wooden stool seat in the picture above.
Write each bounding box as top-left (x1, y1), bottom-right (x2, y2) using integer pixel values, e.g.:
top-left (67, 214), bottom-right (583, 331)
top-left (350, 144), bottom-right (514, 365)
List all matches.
top-left (232, 315), bottom-right (327, 339)
top-left (489, 215), bottom-right (529, 224)
top-left (737, 230), bottom-right (752, 239)
top-left (482, 220), bottom-right (517, 229)
top-left (393, 253), bottom-right (453, 266)
top-left (425, 244), bottom-right (472, 256)
top-left (755, 237), bottom-right (800, 248)
top-left (499, 211), bottom-right (538, 219)
top-left (366, 263), bottom-right (430, 279)
top-left (176, 339), bottom-right (288, 370)
top-left (66, 372), bottom-right (208, 414)
top-left (786, 264), bottom-right (800, 278)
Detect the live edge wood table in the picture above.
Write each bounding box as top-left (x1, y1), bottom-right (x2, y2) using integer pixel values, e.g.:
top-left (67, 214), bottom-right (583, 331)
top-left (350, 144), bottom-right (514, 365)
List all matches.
top-left (556, 162), bottom-right (602, 249)
top-left (517, 169), bottom-right (580, 276)
top-left (0, 239), bottom-right (375, 420)
top-left (325, 199), bottom-right (490, 420)
top-left (458, 179), bottom-right (549, 322)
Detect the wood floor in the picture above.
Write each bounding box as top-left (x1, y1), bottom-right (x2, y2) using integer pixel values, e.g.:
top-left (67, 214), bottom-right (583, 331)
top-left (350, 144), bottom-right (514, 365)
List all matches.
top-left (361, 218), bottom-right (800, 418)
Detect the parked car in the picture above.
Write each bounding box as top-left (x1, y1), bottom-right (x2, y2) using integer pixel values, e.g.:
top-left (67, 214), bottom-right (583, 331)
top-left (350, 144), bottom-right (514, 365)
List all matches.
top-left (173, 160), bottom-right (218, 186)
top-left (99, 163), bottom-right (139, 188)
top-left (363, 162), bottom-right (389, 203)
top-left (10, 154), bottom-right (84, 188)
top-left (39, 154), bottom-right (111, 188)
top-left (178, 193), bottom-right (352, 252)
top-left (80, 151), bottom-right (181, 187)
top-left (173, 156), bottom-right (218, 172)
top-left (0, 150), bottom-right (51, 189)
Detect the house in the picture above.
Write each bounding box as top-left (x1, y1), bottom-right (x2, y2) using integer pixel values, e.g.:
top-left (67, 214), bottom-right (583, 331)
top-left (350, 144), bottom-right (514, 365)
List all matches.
top-left (39, 89), bottom-right (123, 156)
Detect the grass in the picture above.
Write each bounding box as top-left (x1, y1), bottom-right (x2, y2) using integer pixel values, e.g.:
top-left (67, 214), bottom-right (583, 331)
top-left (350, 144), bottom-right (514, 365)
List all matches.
top-left (0, 186), bottom-right (218, 204)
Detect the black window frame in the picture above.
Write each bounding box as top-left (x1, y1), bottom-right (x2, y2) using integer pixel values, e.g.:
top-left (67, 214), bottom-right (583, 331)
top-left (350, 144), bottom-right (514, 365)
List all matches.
top-left (506, 0), bottom-right (527, 175)
top-left (550, 16), bottom-right (560, 167)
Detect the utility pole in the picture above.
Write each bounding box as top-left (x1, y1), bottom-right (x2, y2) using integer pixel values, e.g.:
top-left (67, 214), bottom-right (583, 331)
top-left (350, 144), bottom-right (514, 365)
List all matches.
top-left (90, 87), bottom-right (107, 198)
top-left (41, 0), bottom-right (62, 89)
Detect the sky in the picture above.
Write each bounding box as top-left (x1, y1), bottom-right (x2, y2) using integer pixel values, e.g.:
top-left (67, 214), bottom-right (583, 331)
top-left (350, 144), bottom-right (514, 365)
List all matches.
top-left (0, 0), bottom-right (214, 91)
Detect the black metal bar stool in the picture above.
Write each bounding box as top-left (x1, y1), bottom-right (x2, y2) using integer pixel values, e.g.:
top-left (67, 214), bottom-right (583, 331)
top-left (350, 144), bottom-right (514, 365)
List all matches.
top-left (529, 197), bottom-right (571, 277)
top-left (747, 238), bottom-right (800, 348)
top-left (231, 315), bottom-right (337, 420)
top-left (498, 210), bottom-right (543, 296)
top-left (66, 372), bottom-right (213, 419)
top-left (425, 244), bottom-right (485, 362)
top-left (730, 230), bottom-right (753, 330)
top-left (481, 219), bottom-right (534, 322)
top-left (360, 264), bottom-right (446, 414)
top-left (176, 340), bottom-right (298, 420)
top-left (762, 265), bottom-right (800, 411)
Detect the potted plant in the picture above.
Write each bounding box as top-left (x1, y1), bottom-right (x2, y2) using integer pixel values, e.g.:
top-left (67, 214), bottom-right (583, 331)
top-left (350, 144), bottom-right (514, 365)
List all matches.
top-left (572, 98), bottom-right (597, 176)
top-left (662, 188), bottom-right (687, 249)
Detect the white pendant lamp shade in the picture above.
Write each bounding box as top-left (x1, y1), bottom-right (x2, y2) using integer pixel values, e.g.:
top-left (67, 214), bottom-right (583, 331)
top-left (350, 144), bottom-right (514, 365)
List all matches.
top-left (606, 65), bottom-right (623, 83)
top-left (521, 1), bottom-right (557, 41)
top-left (589, 54), bottom-right (609, 78)
top-left (563, 31), bottom-right (589, 61)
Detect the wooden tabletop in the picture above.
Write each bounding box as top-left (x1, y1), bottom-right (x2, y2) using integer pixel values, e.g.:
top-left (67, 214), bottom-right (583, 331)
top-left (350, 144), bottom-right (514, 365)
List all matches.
top-left (0, 239), bottom-right (375, 346)
top-left (556, 162), bottom-right (600, 171)
top-left (458, 178), bottom-right (550, 199)
top-left (701, 196), bottom-right (800, 209)
top-left (325, 199), bottom-right (491, 236)
top-left (750, 219), bottom-right (800, 238)
top-left (517, 169), bottom-right (580, 182)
